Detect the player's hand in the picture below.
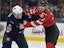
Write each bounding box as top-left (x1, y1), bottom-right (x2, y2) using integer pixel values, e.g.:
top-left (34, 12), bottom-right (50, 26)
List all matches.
top-left (23, 20), bottom-right (28, 25)
top-left (19, 24), bottom-right (24, 30)
top-left (39, 13), bottom-right (46, 22)
top-left (39, 13), bottom-right (47, 18)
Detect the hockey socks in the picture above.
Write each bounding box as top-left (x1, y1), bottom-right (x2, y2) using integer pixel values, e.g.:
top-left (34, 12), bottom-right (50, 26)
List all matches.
top-left (46, 42), bottom-right (55, 48)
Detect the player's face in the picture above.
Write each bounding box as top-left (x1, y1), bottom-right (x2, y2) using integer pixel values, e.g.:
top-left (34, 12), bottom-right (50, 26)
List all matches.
top-left (38, 5), bottom-right (45, 12)
top-left (17, 13), bottom-right (22, 19)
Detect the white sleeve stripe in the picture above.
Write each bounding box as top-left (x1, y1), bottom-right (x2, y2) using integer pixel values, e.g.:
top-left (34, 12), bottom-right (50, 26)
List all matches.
top-left (31, 21), bottom-right (37, 27)
top-left (36, 20), bottom-right (43, 24)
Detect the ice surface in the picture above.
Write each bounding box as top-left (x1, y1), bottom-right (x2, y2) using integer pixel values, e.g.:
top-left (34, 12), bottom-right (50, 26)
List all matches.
top-left (0, 40), bottom-right (64, 48)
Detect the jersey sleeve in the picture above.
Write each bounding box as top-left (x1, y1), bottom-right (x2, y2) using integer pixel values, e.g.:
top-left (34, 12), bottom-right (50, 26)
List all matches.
top-left (7, 17), bottom-right (13, 27)
top-left (23, 14), bottom-right (40, 21)
top-left (24, 18), bottom-right (45, 27)
top-left (22, 14), bottom-right (31, 21)
top-left (23, 14), bottom-right (45, 27)
top-left (31, 15), bottom-right (40, 21)
top-left (6, 17), bottom-right (13, 33)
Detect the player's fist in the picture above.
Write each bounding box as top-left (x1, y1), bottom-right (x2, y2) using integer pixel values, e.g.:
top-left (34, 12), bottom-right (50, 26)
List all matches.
top-left (39, 13), bottom-right (47, 18)
top-left (19, 24), bottom-right (24, 30)
top-left (23, 20), bottom-right (28, 25)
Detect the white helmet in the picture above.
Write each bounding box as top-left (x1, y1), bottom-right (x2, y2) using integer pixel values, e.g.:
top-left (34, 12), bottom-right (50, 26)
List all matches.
top-left (12, 5), bottom-right (23, 14)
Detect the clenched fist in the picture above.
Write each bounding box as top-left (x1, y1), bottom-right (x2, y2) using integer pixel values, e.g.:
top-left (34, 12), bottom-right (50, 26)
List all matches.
top-left (23, 20), bottom-right (28, 25)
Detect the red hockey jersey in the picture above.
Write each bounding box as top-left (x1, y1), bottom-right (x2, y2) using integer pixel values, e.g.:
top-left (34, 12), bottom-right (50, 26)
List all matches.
top-left (24, 8), bottom-right (56, 27)
top-left (23, 7), bottom-right (41, 18)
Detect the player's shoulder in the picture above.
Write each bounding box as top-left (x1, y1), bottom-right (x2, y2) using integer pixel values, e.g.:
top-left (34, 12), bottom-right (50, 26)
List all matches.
top-left (7, 13), bottom-right (14, 21)
top-left (8, 13), bottom-right (13, 18)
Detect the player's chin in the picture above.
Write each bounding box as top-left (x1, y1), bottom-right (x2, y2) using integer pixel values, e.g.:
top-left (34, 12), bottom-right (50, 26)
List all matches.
top-left (17, 17), bottom-right (22, 19)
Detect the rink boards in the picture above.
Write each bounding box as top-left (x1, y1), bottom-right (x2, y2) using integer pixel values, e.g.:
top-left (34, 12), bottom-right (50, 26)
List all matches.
top-left (0, 22), bottom-right (64, 42)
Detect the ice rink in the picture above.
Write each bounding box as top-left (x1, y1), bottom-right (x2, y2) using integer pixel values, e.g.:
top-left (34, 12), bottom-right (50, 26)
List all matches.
top-left (0, 39), bottom-right (64, 48)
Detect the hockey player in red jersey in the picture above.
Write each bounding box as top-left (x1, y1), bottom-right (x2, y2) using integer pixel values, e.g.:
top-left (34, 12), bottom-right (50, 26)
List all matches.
top-left (24, 6), bottom-right (59, 48)
top-left (23, 0), bottom-right (59, 48)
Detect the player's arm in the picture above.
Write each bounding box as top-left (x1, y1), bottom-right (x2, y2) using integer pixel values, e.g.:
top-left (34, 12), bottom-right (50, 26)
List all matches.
top-left (24, 18), bottom-right (45, 27)
top-left (22, 14), bottom-right (40, 27)
top-left (23, 13), bottom-right (46, 27)
top-left (6, 17), bottom-right (13, 33)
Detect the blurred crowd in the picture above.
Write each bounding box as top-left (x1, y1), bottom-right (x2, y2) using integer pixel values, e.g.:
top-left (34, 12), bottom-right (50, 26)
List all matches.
top-left (0, 0), bottom-right (21, 21)
top-left (47, 4), bottom-right (64, 22)
top-left (0, 0), bottom-right (64, 22)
